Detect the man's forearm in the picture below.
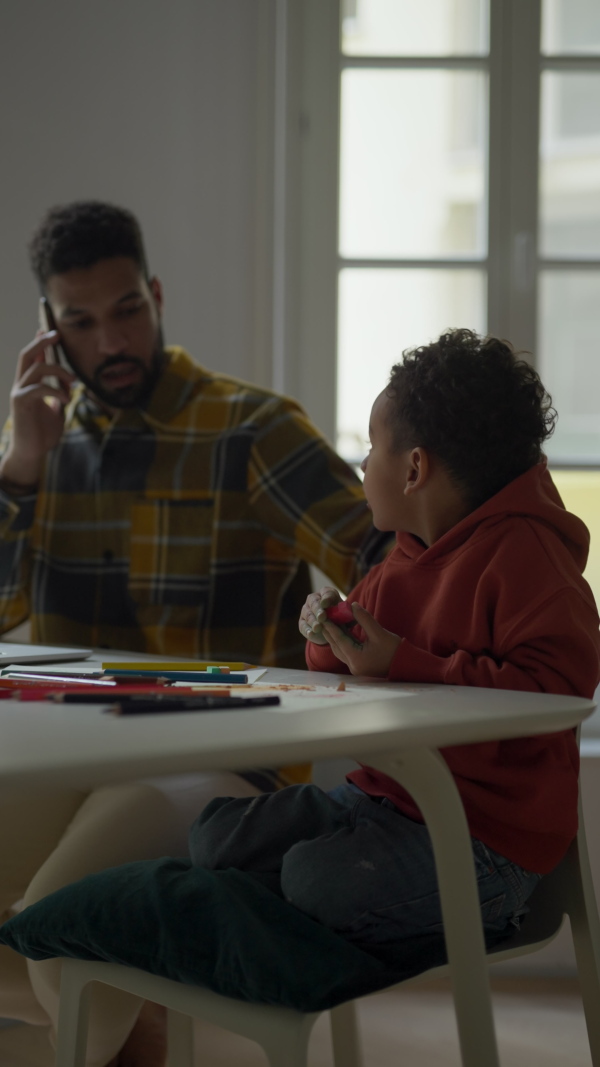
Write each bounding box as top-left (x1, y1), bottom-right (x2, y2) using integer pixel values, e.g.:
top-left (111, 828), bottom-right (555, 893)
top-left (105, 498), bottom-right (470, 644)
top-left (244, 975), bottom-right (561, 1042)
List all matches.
top-left (0, 487), bottom-right (36, 632)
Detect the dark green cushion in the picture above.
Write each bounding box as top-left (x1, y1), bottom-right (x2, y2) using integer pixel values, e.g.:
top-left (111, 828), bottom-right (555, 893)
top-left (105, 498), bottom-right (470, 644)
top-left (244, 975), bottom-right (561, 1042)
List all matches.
top-left (0, 858), bottom-right (464, 1011)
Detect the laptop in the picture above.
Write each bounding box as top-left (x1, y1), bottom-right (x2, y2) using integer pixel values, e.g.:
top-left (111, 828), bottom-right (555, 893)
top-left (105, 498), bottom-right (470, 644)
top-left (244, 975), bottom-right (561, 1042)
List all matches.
top-left (0, 642), bottom-right (93, 665)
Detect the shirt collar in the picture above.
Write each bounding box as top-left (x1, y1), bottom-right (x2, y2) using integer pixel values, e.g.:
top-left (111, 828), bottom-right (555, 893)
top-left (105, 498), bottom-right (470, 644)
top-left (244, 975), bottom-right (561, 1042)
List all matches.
top-left (73, 347), bottom-right (208, 433)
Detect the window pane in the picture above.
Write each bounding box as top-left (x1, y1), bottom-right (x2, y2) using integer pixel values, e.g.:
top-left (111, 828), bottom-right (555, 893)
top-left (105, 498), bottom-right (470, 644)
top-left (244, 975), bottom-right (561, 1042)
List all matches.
top-left (337, 268), bottom-right (486, 460)
top-left (341, 0), bottom-right (489, 57)
top-left (540, 73), bottom-right (600, 257)
top-left (539, 271), bottom-right (600, 461)
top-left (542, 0), bottom-right (600, 56)
top-left (340, 70), bottom-right (488, 259)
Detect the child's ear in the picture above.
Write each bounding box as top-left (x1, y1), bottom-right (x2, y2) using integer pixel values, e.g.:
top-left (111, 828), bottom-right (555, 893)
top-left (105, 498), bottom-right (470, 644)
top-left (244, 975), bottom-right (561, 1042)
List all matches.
top-left (403, 447), bottom-right (429, 495)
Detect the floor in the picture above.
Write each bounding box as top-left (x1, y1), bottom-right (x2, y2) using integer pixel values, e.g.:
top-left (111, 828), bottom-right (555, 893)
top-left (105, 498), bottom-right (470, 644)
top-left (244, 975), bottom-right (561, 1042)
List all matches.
top-left (0, 977), bottom-right (592, 1066)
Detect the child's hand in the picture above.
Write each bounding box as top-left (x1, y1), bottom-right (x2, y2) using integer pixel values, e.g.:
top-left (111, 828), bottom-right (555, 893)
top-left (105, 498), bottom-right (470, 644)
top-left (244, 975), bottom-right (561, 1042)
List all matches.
top-left (299, 586), bottom-right (340, 645)
top-left (322, 602), bottom-right (402, 676)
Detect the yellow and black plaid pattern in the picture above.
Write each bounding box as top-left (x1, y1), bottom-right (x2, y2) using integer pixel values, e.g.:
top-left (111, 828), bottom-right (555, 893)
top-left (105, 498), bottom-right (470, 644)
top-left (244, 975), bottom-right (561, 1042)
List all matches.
top-left (0, 348), bottom-right (388, 788)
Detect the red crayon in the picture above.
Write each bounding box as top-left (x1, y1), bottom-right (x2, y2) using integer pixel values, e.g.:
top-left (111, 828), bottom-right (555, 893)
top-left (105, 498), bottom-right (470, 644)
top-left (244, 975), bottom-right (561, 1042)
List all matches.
top-left (326, 601), bottom-right (355, 626)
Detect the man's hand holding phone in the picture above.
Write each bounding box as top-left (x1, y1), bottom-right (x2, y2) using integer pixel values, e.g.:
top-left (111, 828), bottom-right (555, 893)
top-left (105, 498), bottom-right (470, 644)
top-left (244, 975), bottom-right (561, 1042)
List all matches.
top-left (0, 323), bottom-right (75, 493)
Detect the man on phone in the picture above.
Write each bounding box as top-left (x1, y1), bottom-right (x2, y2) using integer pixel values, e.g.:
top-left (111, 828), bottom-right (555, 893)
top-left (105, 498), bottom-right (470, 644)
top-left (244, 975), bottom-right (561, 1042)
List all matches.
top-left (0, 201), bottom-right (386, 662)
top-left (0, 200), bottom-right (389, 1066)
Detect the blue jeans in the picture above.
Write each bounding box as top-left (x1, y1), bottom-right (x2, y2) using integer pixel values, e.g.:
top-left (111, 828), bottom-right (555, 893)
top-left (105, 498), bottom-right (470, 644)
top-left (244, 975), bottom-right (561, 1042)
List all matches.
top-left (189, 783), bottom-right (542, 948)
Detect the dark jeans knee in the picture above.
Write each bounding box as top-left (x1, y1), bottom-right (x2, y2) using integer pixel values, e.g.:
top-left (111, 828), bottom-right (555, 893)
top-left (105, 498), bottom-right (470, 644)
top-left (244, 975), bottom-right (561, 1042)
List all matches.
top-left (189, 793), bottom-right (263, 869)
top-left (189, 784), bottom-right (349, 873)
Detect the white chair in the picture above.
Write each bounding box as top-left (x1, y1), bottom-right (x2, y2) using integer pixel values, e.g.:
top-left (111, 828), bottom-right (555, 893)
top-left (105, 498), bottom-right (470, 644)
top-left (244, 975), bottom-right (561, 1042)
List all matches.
top-left (55, 762), bottom-right (600, 1067)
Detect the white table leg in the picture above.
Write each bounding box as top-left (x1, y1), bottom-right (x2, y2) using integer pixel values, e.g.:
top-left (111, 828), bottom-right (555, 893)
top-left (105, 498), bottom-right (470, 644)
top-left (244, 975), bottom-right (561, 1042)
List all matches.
top-left (368, 747), bottom-right (501, 1067)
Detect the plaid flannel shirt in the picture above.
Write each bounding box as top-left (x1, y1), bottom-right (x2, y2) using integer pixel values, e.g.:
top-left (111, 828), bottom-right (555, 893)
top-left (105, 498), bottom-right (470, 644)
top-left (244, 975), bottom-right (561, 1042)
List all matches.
top-left (0, 348), bottom-right (388, 788)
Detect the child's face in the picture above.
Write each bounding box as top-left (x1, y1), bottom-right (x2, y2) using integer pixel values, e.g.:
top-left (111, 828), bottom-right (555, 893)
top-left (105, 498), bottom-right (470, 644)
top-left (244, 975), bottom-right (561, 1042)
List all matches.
top-left (361, 392), bottom-right (414, 533)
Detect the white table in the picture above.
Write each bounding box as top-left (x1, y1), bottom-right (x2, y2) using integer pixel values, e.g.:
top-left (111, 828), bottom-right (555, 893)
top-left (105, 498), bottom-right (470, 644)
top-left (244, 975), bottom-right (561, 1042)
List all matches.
top-left (0, 649), bottom-right (595, 1066)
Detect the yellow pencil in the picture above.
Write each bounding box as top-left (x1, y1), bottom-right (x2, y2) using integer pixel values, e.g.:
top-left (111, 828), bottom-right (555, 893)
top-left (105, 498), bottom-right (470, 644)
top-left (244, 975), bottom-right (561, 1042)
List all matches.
top-left (101, 661), bottom-right (258, 672)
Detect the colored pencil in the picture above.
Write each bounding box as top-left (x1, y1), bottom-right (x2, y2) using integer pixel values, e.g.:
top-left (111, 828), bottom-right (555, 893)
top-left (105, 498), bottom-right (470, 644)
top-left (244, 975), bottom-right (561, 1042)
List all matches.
top-left (101, 661), bottom-right (256, 672)
top-left (112, 694), bottom-right (280, 715)
top-left (56, 688), bottom-right (229, 704)
top-left (106, 670), bottom-right (249, 683)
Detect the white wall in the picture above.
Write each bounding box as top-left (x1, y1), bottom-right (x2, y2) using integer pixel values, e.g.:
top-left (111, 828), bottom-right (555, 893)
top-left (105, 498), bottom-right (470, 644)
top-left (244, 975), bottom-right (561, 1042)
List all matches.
top-left (0, 0), bottom-right (271, 422)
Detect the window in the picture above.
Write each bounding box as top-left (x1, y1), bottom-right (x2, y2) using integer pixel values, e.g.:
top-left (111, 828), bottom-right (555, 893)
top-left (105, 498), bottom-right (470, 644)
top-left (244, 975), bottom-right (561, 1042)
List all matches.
top-left (338, 0), bottom-right (489, 460)
top-left (335, 0), bottom-right (600, 465)
top-left (539, 0), bottom-right (600, 461)
top-left (279, 0), bottom-right (600, 600)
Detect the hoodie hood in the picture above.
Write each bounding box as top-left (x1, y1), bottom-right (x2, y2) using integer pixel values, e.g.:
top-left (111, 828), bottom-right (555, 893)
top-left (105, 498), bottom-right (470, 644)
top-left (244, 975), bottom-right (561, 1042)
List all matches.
top-left (396, 462), bottom-right (590, 574)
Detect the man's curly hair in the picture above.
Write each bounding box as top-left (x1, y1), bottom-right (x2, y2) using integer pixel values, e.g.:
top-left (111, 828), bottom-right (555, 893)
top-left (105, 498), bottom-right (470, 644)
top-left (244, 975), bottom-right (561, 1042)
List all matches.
top-left (386, 329), bottom-right (557, 510)
top-left (29, 201), bottom-right (149, 289)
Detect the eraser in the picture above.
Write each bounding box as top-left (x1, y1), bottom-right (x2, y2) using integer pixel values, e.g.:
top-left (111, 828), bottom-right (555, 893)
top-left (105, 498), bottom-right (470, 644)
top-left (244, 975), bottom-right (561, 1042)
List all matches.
top-left (218, 666), bottom-right (231, 674)
top-left (207, 666), bottom-right (221, 674)
top-left (326, 601), bottom-right (355, 626)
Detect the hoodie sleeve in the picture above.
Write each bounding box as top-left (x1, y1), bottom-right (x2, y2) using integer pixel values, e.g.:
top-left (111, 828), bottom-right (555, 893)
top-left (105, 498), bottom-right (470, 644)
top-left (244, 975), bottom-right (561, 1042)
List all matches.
top-left (387, 587), bottom-right (600, 698)
top-left (305, 639), bottom-right (352, 674)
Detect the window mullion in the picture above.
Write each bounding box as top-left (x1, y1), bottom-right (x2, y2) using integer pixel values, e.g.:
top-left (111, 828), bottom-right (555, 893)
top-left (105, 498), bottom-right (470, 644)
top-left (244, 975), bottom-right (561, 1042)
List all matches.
top-left (487, 0), bottom-right (511, 338)
top-left (277, 0), bottom-right (341, 441)
top-left (341, 258), bottom-right (487, 270)
top-left (489, 0), bottom-right (542, 358)
top-left (295, 0), bottom-right (341, 442)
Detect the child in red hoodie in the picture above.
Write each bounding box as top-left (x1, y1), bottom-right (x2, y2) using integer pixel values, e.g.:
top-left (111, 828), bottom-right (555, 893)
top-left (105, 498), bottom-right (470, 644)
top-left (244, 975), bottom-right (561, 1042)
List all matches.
top-left (191, 329), bottom-right (600, 948)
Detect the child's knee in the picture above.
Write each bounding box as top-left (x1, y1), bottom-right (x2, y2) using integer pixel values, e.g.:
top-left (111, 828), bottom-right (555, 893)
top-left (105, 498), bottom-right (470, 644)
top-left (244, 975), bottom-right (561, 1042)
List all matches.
top-left (189, 784), bottom-right (348, 872)
top-left (188, 794), bottom-right (262, 868)
top-left (280, 832), bottom-right (362, 929)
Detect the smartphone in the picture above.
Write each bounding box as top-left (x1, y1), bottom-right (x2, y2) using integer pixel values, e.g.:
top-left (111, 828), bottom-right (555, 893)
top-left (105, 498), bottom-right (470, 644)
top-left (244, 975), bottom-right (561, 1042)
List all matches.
top-left (38, 297), bottom-right (68, 370)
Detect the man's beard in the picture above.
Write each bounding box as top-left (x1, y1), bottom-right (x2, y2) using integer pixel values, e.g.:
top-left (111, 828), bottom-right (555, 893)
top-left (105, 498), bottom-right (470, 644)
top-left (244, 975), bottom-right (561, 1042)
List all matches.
top-left (64, 327), bottom-right (167, 410)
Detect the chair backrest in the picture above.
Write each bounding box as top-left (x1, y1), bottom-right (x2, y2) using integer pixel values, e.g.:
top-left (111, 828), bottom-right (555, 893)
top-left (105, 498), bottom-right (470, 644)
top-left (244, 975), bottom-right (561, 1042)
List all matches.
top-left (487, 726), bottom-right (596, 963)
top-left (379, 788), bottom-right (595, 993)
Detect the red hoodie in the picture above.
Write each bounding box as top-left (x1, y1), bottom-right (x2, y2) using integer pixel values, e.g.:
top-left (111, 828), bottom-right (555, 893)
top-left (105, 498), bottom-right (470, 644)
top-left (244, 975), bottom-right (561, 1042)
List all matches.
top-left (306, 463), bottom-right (600, 873)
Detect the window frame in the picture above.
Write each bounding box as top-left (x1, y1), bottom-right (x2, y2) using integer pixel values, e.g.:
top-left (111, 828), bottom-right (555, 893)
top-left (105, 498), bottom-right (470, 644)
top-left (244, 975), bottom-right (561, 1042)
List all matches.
top-left (260, 0), bottom-right (600, 462)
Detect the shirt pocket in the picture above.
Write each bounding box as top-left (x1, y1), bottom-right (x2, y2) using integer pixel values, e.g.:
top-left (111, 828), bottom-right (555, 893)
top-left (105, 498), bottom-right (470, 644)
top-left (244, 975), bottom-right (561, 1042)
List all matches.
top-left (129, 497), bottom-right (215, 606)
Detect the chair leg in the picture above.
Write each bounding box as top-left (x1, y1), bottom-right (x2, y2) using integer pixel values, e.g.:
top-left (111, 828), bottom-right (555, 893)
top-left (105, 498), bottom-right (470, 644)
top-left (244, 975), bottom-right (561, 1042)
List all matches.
top-left (573, 928), bottom-right (600, 1067)
top-left (167, 1008), bottom-right (195, 1067)
top-left (263, 1042), bottom-right (311, 1067)
top-left (55, 967), bottom-right (92, 1067)
top-left (330, 1001), bottom-right (363, 1067)
top-left (369, 749), bottom-right (501, 1067)
top-left (568, 834), bottom-right (600, 1066)
top-left (369, 751), bottom-right (499, 1067)
top-left (260, 1012), bottom-right (315, 1067)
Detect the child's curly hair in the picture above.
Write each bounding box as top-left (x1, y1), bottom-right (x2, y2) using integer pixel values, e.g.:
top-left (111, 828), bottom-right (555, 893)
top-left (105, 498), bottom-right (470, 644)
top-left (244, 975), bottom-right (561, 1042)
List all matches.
top-left (386, 329), bottom-right (557, 509)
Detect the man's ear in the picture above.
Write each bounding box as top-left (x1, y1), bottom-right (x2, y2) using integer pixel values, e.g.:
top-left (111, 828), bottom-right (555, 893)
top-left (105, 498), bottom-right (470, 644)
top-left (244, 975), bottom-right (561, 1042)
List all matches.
top-left (149, 276), bottom-right (163, 314)
top-left (403, 447), bottom-right (429, 496)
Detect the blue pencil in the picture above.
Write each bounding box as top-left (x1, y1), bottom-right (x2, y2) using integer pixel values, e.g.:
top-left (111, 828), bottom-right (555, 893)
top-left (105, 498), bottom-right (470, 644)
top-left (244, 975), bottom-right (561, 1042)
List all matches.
top-left (106, 670), bottom-right (249, 684)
